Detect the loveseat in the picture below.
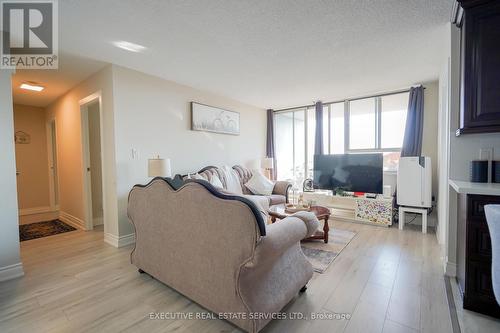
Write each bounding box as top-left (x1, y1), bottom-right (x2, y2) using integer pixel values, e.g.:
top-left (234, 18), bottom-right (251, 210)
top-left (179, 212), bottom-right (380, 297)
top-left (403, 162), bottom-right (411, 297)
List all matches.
top-left (128, 178), bottom-right (319, 332)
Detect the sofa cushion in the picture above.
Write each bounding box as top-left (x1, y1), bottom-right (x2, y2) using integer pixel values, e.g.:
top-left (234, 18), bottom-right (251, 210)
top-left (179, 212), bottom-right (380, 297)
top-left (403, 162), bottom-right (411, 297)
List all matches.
top-left (244, 172), bottom-right (274, 196)
top-left (184, 167), bottom-right (228, 190)
top-left (268, 194), bottom-right (286, 206)
top-left (242, 195), bottom-right (269, 220)
top-left (209, 174), bottom-right (224, 189)
top-left (221, 166), bottom-right (243, 195)
top-left (233, 165), bottom-right (254, 195)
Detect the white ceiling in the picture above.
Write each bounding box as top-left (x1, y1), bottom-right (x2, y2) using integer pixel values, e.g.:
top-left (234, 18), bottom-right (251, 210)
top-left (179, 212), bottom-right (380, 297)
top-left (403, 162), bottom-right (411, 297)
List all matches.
top-left (14, 0), bottom-right (454, 109)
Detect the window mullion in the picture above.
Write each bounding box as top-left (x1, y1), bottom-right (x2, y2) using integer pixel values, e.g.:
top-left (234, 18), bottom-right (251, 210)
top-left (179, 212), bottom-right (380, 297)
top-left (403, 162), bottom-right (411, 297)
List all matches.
top-left (292, 111), bottom-right (295, 182)
top-left (344, 101), bottom-right (349, 152)
top-left (376, 97), bottom-right (382, 149)
top-left (304, 108), bottom-right (308, 181)
top-left (328, 105), bottom-right (331, 154)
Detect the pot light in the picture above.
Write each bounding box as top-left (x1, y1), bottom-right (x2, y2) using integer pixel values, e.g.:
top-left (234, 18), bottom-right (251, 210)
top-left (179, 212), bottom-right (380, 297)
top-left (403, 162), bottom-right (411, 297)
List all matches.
top-left (20, 83), bottom-right (44, 92)
top-left (112, 40), bottom-right (147, 53)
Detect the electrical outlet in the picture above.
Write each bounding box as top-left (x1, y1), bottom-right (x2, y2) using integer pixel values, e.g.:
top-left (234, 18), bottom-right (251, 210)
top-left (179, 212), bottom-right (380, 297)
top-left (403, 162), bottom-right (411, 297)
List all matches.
top-left (480, 147), bottom-right (493, 161)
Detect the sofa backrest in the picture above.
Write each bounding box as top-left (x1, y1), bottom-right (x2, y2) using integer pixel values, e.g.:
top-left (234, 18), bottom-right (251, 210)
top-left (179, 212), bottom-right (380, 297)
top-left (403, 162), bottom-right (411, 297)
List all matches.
top-left (129, 177), bottom-right (266, 237)
top-left (182, 165), bottom-right (228, 190)
top-left (127, 179), bottom-right (264, 318)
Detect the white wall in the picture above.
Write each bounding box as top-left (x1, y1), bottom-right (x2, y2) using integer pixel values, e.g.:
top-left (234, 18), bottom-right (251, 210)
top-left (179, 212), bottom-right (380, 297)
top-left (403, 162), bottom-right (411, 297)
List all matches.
top-left (0, 70), bottom-right (24, 281)
top-left (45, 66), bottom-right (119, 238)
top-left (111, 65), bottom-right (267, 236)
top-left (38, 64), bottom-right (266, 242)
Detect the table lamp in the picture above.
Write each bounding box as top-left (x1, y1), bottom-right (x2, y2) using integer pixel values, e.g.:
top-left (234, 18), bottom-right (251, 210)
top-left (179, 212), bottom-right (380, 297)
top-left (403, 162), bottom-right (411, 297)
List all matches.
top-left (148, 156), bottom-right (172, 178)
top-left (261, 157), bottom-right (274, 180)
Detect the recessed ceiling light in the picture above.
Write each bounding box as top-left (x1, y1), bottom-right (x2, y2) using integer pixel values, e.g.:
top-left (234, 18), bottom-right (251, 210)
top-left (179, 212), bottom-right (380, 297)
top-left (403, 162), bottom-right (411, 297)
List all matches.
top-left (20, 83), bottom-right (44, 92)
top-left (112, 41), bottom-right (147, 53)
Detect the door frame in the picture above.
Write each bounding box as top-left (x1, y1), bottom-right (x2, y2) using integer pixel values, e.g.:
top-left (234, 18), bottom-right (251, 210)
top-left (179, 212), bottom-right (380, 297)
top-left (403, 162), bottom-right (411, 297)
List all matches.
top-left (46, 118), bottom-right (59, 212)
top-left (437, 58), bottom-right (451, 249)
top-left (79, 91), bottom-right (105, 231)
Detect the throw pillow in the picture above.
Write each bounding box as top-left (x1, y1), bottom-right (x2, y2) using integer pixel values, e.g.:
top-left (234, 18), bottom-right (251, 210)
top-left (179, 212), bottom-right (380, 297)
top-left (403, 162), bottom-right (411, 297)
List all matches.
top-left (209, 175), bottom-right (224, 189)
top-left (244, 172), bottom-right (274, 196)
top-left (221, 165), bottom-right (243, 195)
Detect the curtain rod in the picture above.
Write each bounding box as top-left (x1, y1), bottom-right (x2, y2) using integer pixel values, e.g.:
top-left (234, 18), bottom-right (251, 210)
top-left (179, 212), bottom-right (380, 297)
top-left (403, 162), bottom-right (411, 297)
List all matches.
top-left (272, 85), bottom-right (425, 113)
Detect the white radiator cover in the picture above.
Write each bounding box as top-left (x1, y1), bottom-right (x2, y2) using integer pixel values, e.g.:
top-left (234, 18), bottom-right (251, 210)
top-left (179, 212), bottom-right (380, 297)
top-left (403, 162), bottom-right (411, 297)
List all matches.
top-left (397, 156), bottom-right (432, 208)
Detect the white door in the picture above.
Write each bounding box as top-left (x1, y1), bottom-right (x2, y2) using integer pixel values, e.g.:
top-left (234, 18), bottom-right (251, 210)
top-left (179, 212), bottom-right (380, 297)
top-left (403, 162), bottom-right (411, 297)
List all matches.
top-left (87, 103), bottom-right (103, 226)
top-left (80, 95), bottom-right (105, 231)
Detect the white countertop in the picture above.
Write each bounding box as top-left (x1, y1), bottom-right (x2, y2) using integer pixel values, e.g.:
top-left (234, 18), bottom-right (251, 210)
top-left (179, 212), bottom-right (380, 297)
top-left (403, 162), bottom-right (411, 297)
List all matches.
top-left (449, 180), bottom-right (500, 196)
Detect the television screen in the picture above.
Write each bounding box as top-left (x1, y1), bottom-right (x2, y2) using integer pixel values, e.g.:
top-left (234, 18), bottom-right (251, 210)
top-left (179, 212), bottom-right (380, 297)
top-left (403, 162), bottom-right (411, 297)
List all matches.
top-left (313, 153), bottom-right (383, 193)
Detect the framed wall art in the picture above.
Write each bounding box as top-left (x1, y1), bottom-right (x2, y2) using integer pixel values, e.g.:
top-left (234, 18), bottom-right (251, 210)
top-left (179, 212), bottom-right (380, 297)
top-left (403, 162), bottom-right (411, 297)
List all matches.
top-left (191, 102), bottom-right (240, 135)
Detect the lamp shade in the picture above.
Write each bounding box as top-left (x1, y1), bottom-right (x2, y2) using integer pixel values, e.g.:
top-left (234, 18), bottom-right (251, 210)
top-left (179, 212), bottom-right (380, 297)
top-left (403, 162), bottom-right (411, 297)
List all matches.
top-left (148, 157), bottom-right (172, 177)
top-left (261, 157), bottom-right (274, 169)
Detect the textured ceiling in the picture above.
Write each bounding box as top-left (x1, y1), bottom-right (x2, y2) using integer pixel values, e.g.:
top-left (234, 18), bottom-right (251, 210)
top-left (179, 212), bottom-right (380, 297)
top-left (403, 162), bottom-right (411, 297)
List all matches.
top-left (15, 0), bottom-right (454, 109)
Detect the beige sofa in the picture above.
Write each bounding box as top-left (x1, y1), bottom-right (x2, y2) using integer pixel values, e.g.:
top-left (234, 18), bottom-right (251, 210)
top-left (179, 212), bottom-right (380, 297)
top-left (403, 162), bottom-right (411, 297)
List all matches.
top-left (185, 165), bottom-right (292, 207)
top-left (128, 178), bottom-right (319, 332)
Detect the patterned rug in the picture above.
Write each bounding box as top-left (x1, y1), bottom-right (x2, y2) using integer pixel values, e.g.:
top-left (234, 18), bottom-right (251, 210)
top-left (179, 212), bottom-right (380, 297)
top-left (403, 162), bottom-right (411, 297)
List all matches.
top-left (301, 228), bottom-right (357, 273)
top-left (19, 219), bottom-right (77, 241)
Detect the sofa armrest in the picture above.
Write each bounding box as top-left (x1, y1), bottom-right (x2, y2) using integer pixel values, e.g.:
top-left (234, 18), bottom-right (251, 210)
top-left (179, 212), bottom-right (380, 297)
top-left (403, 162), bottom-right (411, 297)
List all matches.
top-left (272, 180), bottom-right (292, 203)
top-left (255, 212), bottom-right (319, 261)
top-left (291, 211), bottom-right (320, 237)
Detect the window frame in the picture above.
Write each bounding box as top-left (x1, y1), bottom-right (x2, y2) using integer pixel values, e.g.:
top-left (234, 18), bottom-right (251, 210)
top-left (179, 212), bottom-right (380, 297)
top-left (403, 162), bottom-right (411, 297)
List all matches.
top-left (345, 95), bottom-right (405, 154)
top-left (273, 90), bottom-right (409, 181)
top-left (273, 107), bottom-right (309, 184)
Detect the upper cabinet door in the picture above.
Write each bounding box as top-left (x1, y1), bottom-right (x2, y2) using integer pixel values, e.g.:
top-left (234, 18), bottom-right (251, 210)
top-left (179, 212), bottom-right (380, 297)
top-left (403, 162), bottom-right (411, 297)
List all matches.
top-left (457, 1), bottom-right (500, 135)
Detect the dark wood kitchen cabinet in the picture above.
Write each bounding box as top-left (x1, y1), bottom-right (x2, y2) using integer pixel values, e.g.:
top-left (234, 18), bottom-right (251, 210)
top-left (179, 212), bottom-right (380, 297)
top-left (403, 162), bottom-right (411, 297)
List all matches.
top-left (454, 0), bottom-right (500, 135)
top-left (457, 194), bottom-right (500, 318)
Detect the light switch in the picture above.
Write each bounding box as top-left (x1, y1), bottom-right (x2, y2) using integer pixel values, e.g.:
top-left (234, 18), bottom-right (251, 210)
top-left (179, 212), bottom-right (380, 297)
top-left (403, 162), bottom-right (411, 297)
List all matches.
top-left (131, 148), bottom-right (138, 159)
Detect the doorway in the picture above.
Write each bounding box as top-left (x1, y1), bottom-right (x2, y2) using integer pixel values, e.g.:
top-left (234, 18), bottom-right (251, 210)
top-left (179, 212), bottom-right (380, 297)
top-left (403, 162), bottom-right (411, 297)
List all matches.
top-left (80, 93), bottom-right (105, 230)
top-left (14, 104), bottom-right (59, 225)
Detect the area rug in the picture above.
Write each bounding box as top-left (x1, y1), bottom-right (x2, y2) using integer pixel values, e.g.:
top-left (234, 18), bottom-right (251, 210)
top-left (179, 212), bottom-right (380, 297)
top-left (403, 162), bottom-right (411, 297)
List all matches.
top-left (19, 219), bottom-right (76, 241)
top-left (301, 228), bottom-right (356, 273)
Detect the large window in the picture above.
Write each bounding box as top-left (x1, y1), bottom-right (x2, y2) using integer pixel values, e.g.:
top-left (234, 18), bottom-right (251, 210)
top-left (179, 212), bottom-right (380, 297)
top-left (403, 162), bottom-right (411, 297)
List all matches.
top-left (275, 91), bottom-right (409, 183)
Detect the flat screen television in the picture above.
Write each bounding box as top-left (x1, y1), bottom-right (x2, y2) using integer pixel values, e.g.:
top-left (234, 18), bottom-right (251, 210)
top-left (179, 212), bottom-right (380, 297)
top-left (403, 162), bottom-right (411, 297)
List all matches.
top-left (313, 153), bottom-right (383, 194)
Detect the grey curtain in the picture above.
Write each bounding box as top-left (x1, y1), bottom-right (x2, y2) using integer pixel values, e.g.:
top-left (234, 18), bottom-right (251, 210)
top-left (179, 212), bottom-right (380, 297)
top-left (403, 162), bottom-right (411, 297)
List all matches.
top-left (314, 101), bottom-right (324, 156)
top-left (266, 109), bottom-right (277, 180)
top-left (401, 86), bottom-right (424, 157)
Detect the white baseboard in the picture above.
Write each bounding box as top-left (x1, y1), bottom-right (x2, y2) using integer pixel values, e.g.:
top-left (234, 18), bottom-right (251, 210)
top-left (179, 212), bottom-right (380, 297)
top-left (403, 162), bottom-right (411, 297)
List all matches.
top-left (93, 217), bottom-right (103, 226)
top-left (444, 259), bottom-right (457, 277)
top-left (59, 211), bottom-right (85, 230)
top-left (104, 232), bottom-right (135, 248)
top-left (19, 206), bottom-right (53, 216)
top-left (0, 263), bottom-right (24, 282)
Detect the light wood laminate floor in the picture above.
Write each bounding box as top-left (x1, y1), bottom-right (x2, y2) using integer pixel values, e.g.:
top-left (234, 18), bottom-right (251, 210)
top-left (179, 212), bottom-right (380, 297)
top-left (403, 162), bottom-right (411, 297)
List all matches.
top-left (1, 221), bottom-right (455, 333)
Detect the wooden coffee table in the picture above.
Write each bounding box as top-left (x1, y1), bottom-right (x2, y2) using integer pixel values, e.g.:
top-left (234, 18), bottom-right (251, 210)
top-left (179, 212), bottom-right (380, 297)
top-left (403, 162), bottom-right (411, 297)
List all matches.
top-left (268, 205), bottom-right (331, 243)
